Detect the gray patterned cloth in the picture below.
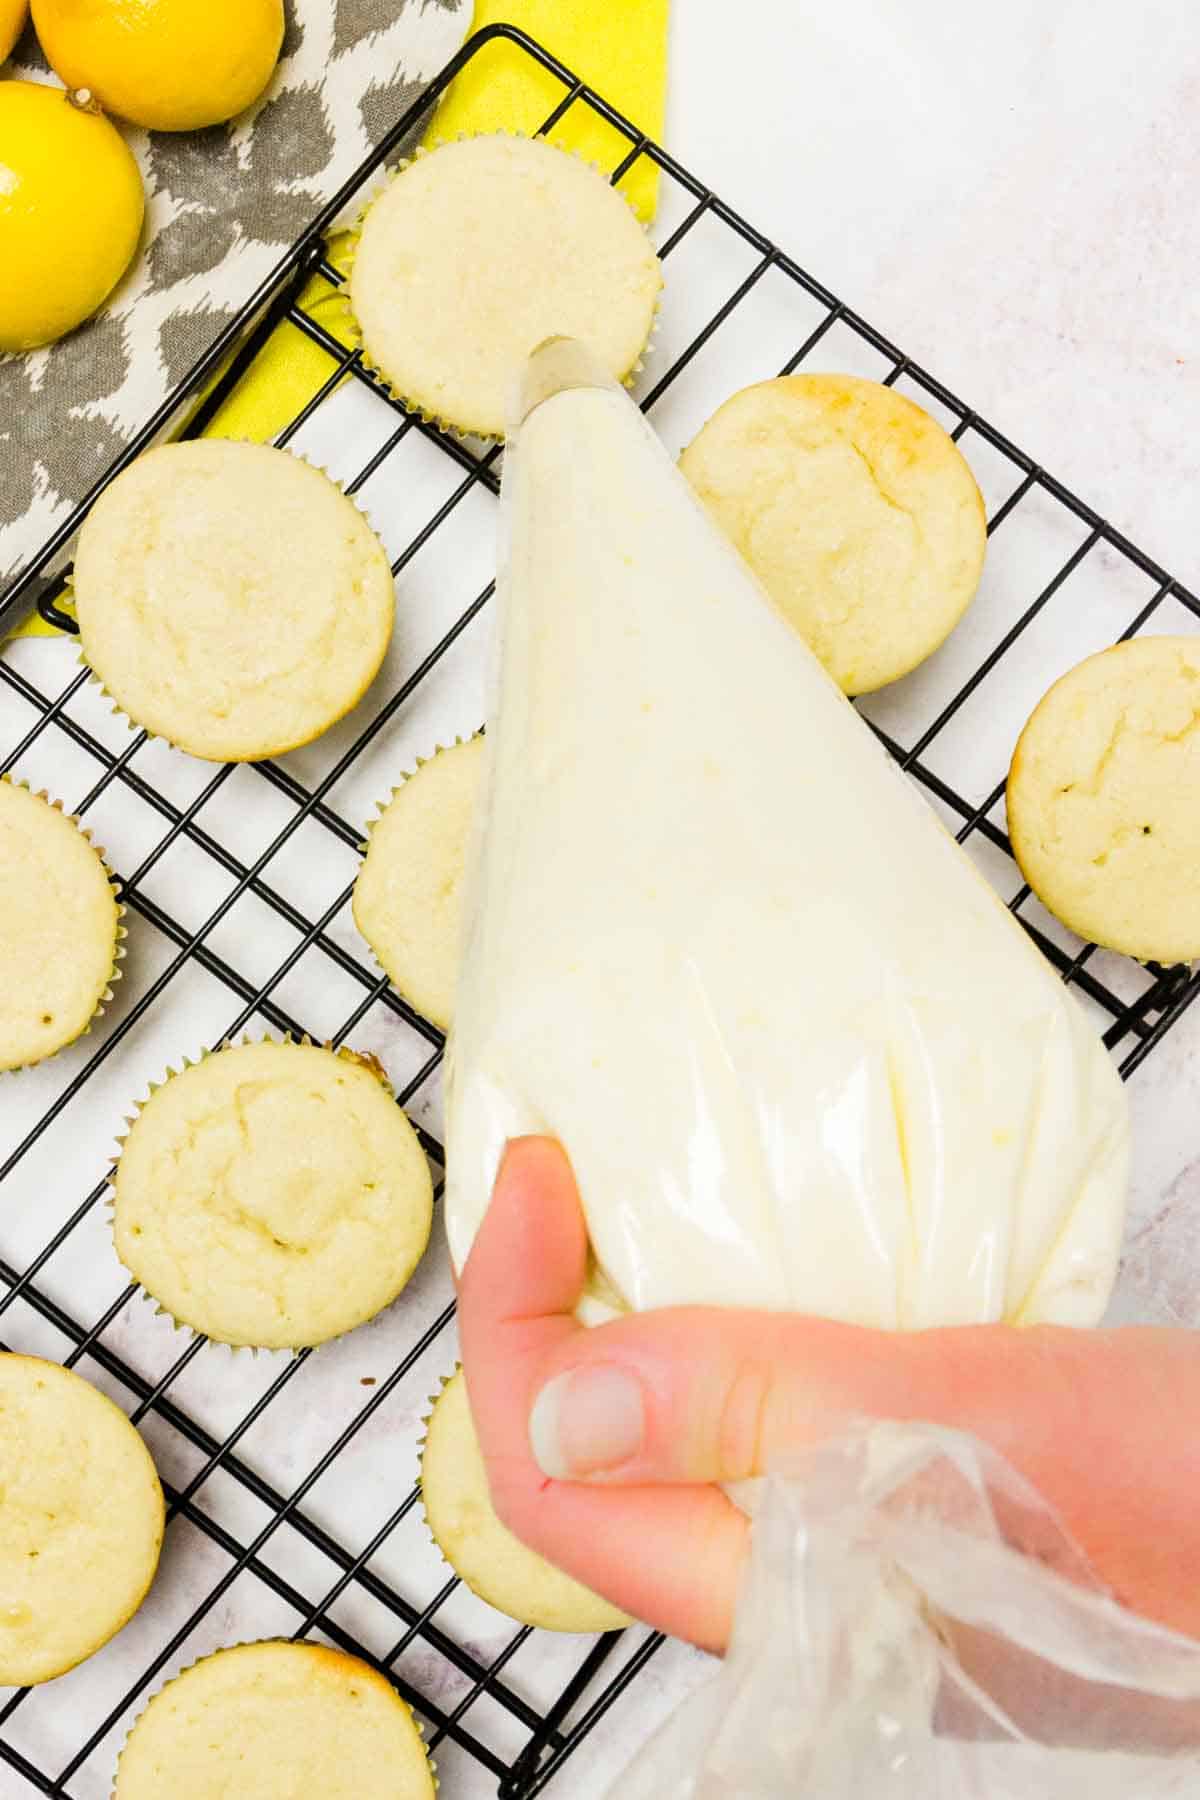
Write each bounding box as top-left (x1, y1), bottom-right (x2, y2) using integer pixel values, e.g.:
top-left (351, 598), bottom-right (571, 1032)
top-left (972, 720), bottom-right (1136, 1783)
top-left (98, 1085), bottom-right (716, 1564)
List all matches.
top-left (0, 0), bottom-right (468, 590)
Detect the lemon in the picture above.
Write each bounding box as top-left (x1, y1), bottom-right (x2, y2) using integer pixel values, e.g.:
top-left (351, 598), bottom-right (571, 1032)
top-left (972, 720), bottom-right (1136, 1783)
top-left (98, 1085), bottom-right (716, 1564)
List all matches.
top-left (0, 2), bottom-right (27, 64)
top-left (31, 0), bottom-right (284, 132)
top-left (0, 80), bottom-right (143, 352)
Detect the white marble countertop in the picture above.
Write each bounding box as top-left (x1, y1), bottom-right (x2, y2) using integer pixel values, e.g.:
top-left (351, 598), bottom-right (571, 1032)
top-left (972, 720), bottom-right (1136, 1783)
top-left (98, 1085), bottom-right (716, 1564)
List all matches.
top-left (1, 3), bottom-right (1198, 1795)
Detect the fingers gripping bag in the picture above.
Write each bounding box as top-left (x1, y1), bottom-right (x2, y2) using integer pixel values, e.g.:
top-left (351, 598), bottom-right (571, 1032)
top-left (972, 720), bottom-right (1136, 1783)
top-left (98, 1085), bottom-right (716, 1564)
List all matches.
top-left (442, 340), bottom-right (1181, 1786)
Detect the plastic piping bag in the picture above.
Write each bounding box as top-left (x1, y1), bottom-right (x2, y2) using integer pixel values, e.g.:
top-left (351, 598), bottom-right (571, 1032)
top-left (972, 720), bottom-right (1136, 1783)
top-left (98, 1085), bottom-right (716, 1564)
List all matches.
top-left (443, 340), bottom-right (1189, 1792)
top-left (444, 337), bottom-right (1129, 1332)
top-left (612, 1419), bottom-right (1200, 1796)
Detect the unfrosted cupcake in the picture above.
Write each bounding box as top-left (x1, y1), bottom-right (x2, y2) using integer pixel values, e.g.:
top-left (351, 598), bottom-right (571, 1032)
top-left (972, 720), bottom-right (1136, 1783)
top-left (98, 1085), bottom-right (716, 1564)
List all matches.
top-left (113, 1641), bottom-right (435, 1798)
top-left (73, 440), bottom-right (395, 762)
top-left (0, 1353), bottom-right (163, 1684)
top-left (353, 736), bottom-right (483, 1031)
top-left (1008, 636), bottom-right (1200, 964)
top-left (0, 779), bottom-right (121, 1071)
top-left (421, 1368), bottom-right (629, 1634)
top-left (680, 374), bottom-right (987, 694)
top-left (111, 1040), bottom-right (433, 1349)
top-left (350, 133), bottom-right (662, 437)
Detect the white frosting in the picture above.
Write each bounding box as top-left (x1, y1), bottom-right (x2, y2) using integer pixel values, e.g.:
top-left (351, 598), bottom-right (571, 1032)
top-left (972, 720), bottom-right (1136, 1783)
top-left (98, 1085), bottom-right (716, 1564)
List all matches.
top-left (444, 341), bottom-right (1130, 1330)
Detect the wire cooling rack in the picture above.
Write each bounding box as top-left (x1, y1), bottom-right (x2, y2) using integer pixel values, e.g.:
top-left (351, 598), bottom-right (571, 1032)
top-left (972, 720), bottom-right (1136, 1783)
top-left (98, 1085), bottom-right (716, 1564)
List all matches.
top-left (2, 21), bottom-right (1200, 1799)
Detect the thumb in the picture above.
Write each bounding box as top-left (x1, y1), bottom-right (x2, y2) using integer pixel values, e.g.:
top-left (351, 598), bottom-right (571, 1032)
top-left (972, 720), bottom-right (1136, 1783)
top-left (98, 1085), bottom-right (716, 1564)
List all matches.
top-left (457, 1135), bottom-right (747, 1651)
top-left (526, 1301), bottom-right (1200, 1639)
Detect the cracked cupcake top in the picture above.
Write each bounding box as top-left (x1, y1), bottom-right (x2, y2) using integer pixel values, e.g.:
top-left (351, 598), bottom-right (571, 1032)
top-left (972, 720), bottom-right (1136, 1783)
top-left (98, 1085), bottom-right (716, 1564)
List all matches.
top-left (350, 133), bottom-right (662, 438)
top-left (0, 779), bottom-right (120, 1072)
top-left (679, 373), bottom-right (986, 695)
top-left (1008, 636), bottom-right (1200, 964)
top-left (114, 1641), bottom-right (435, 1799)
top-left (73, 440), bottom-right (394, 763)
top-left (111, 1039), bottom-right (433, 1348)
top-left (353, 735), bottom-right (484, 1032)
top-left (0, 1353), bottom-right (163, 1685)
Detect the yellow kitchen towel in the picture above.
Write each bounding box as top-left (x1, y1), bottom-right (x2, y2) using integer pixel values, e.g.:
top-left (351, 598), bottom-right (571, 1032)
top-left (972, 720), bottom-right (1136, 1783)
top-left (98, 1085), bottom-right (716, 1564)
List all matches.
top-left (206, 0), bottom-right (670, 441)
top-left (431, 1), bottom-right (669, 222)
top-left (12, 0), bottom-right (669, 637)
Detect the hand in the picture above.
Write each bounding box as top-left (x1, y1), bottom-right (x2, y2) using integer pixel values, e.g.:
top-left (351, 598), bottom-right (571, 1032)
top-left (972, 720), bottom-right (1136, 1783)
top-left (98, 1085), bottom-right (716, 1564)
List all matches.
top-left (457, 1136), bottom-right (1200, 1652)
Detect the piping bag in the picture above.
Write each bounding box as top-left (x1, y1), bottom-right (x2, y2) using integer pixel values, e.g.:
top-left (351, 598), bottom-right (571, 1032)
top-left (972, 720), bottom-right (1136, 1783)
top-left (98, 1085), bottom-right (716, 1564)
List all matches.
top-left (445, 336), bottom-right (1129, 1328)
top-left (446, 340), bottom-right (1200, 1788)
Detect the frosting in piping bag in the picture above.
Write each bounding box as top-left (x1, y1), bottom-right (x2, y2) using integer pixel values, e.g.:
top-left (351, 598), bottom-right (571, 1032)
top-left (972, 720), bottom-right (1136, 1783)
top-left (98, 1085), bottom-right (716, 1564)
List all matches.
top-left (444, 339), bottom-right (1129, 1330)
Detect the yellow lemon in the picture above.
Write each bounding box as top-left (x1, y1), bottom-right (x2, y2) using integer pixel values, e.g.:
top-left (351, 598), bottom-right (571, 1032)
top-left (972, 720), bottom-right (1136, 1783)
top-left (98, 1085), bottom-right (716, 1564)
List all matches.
top-left (0, 80), bottom-right (143, 352)
top-left (0, 2), bottom-right (28, 64)
top-left (31, 0), bottom-right (284, 131)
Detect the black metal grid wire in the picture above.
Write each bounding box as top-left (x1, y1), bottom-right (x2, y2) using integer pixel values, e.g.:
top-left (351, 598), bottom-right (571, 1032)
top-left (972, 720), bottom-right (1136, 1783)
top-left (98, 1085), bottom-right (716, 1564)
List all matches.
top-left (1, 21), bottom-right (1199, 1798)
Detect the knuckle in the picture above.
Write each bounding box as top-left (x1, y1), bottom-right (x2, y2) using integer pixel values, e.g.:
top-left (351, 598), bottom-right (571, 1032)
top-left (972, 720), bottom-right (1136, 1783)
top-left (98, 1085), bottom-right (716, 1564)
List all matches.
top-left (714, 1358), bottom-right (773, 1481)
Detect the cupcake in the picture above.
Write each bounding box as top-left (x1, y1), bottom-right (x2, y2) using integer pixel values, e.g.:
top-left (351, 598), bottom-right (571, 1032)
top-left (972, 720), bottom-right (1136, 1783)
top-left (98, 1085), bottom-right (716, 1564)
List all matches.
top-left (679, 374), bottom-right (987, 694)
top-left (349, 133), bottom-right (662, 438)
top-left (111, 1040), bottom-right (433, 1349)
top-left (421, 1368), bottom-right (629, 1634)
top-left (73, 440), bottom-right (395, 762)
top-left (113, 1640), bottom-right (435, 1798)
top-left (1008, 636), bottom-right (1200, 964)
top-left (0, 1353), bottom-right (163, 1684)
top-left (0, 779), bottom-right (122, 1071)
top-left (353, 737), bottom-right (483, 1032)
